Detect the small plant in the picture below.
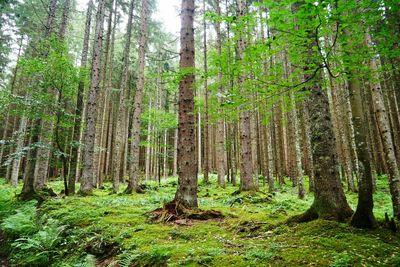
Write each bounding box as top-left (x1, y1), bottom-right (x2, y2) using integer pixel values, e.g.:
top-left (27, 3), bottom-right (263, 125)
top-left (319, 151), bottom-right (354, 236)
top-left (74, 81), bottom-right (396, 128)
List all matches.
top-left (330, 252), bottom-right (352, 267)
top-left (118, 252), bottom-right (141, 267)
top-left (10, 219), bottom-right (64, 266)
top-left (1, 200), bottom-right (37, 236)
top-left (391, 255), bottom-right (400, 266)
top-left (146, 246), bottom-right (171, 266)
top-left (245, 248), bottom-right (271, 260)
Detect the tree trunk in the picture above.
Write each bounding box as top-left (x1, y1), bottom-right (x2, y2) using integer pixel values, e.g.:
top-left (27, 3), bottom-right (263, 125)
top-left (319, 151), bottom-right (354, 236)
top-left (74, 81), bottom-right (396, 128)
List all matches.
top-left (214, 0), bottom-right (226, 188)
top-left (68, 0), bottom-right (93, 195)
top-left (291, 94), bottom-right (305, 199)
top-left (202, 0), bottom-right (209, 184)
top-left (236, 0), bottom-right (254, 192)
top-left (79, 0), bottom-right (106, 195)
top-left (347, 72), bottom-right (377, 228)
top-left (11, 117), bottom-right (28, 186)
top-left (299, 75), bottom-right (353, 221)
top-left (111, 0), bottom-right (134, 193)
top-left (58, 0), bottom-right (71, 39)
top-left (94, 0), bottom-right (115, 188)
top-left (126, 0), bottom-right (149, 194)
top-left (366, 32), bottom-right (400, 219)
top-left (299, 103), bottom-right (314, 192)
top-left (173, 0), bottom-right (198, 208)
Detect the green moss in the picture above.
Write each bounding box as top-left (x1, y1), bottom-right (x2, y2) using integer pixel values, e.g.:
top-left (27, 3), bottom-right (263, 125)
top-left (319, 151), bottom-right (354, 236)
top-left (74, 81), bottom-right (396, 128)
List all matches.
top-left (0, 176), bottom-right (399, 266)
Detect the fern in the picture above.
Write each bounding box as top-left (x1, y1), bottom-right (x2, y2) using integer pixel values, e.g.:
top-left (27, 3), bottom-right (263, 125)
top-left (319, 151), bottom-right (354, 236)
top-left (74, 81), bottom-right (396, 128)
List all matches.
top-left (119, 252), bottom-right (140, 267)
top-left (10, 219), bottom-right (64, 266)
top-left (1, 200), bottom-right (37, 236)
top-left (75, 254), bottom-right (97, 267)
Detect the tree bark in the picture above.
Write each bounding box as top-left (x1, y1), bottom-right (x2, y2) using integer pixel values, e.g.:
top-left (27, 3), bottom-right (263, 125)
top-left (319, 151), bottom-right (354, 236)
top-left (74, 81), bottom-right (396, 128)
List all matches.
top-left (79, 0), bottom-right (106, 195)
top-left (214, 0), bottom-right (226, 188)
top-left (202, 0), bottom-right (209, 184)
top-left (366, 32), bottom-right (400, 219)
top-left (300, 76), bottom-right (352, 221)
top-left (126, 0), bottom-right (149, 194)
top-left (173, 0), bottom-right (198, 208)
top-left (68, 0), bottom-right (93, 195)
top-left (236, 0), bottom-right (254, 192)
top-left (11, 117), bottom-right (28, 186)
top-left (347, 72), bottom-right (377, 228)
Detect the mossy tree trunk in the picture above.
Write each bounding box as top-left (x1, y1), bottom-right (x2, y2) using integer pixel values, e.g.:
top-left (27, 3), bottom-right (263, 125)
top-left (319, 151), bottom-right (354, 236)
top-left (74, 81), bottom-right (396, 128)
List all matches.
top-left (347, 72), bottom-right (377, 228)
top-left (300, 77), bottom-right (353, 221)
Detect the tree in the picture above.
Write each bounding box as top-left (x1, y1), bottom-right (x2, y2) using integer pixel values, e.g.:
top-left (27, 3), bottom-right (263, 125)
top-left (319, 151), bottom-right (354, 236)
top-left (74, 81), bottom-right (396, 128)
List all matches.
top-left (236, 0), bottom-right (255, 192)
top-left (68, 0), bottom-right (93, 195)
top-left (126, 0), bottom-right (149, 194)
top-left (202, 0), bottom-right (209, 184)
top-left (79, 0), bottom-right (106, 195)
top-left (288, 1), bottom-right (352, 222)
top-left (213, 0), bottom-right (226, 188)
top-left (172, 0), bottom-right (198, 208)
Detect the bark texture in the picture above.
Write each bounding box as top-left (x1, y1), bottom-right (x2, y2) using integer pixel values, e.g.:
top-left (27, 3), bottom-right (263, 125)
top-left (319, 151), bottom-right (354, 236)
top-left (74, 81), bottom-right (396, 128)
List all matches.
top-left (79, 0), bottom-right (106, 195)
top-left (126, 0), bottom-right (149, 194)
top-left (173, 0), bottom-right (198, 208)
top-left (236, 0), bottom-right (254, 192)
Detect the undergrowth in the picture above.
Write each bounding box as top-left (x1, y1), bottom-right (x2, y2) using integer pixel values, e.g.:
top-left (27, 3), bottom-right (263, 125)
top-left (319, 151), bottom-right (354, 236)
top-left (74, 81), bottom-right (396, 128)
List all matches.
top-left (0, 175), bottom-right (399, 266)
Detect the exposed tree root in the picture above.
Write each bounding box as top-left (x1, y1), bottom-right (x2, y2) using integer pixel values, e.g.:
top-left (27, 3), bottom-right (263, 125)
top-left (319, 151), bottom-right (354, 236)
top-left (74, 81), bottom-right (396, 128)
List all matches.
top-left (19, 187), bottom-right (56, 203)
top-left (286, 208), bottom-right (319, 225)
top-left (124, 184), bottom-right (145, 194)
top-left (286, 204), bottom-right (353, 225)
top-left (350, 209), bottom-right (377, 229)
top-left (384, 213), bottom-right (398, 232)
top-left (148, 201), bottom-right (224, 224)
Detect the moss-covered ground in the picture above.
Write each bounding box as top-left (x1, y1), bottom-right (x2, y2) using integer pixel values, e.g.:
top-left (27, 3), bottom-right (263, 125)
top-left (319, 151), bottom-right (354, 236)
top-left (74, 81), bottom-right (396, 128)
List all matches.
top-left (0, 175), bottom-right (399, 266)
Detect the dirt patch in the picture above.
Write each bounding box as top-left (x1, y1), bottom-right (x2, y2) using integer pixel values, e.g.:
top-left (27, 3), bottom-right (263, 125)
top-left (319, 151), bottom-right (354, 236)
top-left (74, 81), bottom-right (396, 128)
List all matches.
top-left (148, 201), bottom-right (224, 224)
top-left (96, 257), bottom-right (118, 267)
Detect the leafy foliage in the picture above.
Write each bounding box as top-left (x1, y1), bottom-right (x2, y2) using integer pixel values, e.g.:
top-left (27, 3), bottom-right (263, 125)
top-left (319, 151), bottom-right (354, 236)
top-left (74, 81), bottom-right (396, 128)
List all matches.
top-left (10, 219), bottom-right (63, 266)
top-left (1, 200), bottom-right (37, 236)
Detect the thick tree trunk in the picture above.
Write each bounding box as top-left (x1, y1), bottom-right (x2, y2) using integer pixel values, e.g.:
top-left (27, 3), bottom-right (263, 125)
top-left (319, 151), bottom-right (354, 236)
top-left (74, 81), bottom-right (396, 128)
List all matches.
top-left (79, 0), bottom-right (106, 195)
top-left (293, 10), bottom-right (352, 219)
top-left (173, 0), bottom-right (198, 208)
top-left (347, 73), bottom-right (377, 228)
top-left (68, 0), bottom-right (93, 195)
top-left (236, 0), bottom-right (254, 192)
top-left (299, 77), bottom-right (353, 221)
top-left (126, 0), bottom-right (149, 194)
top-left (112, 0), bottom-right (135, 193)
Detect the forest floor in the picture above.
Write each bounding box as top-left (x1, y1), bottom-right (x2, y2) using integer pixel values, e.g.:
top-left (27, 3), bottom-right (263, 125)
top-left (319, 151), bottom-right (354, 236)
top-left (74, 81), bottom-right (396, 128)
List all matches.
top-left (0, 176), bottom-right (400, 267)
